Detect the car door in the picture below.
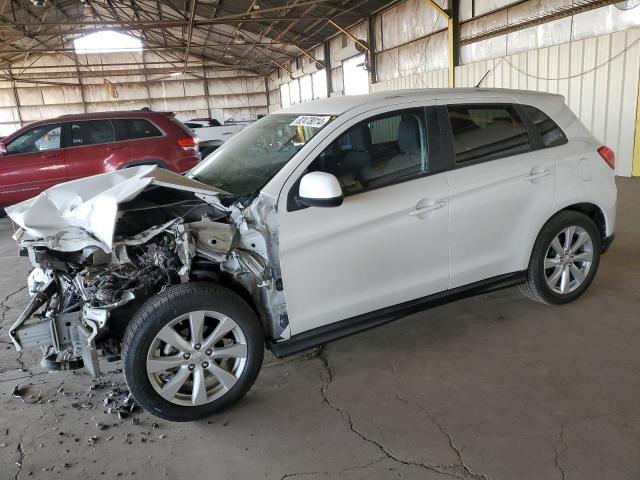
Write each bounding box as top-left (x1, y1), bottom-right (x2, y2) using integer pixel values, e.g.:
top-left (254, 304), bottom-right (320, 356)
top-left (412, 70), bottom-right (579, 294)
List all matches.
top-left (0, 123), bottom-right (66, 207)
top-left (64, 119), bottom-right (128, 181)
top-left (277, 105), bottom-right (450, 336)
top-left (442, 102), bottom-right (557, 288)
top-left (113, 118), bottom-right (167, 167)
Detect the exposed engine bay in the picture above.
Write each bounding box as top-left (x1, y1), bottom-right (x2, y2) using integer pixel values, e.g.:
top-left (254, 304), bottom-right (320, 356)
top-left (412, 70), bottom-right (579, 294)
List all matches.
top-left (7, 166), bottom-right (288, 377)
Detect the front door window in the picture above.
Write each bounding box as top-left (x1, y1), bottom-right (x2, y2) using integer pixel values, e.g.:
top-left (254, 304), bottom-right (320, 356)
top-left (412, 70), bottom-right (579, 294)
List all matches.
top-left (6, 125), bottom-right (62, 155)
top-left (304, 108), bottom-right (428, 198)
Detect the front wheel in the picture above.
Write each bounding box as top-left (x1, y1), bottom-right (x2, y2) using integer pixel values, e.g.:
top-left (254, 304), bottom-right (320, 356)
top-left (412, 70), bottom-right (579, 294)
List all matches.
top-left (122, 283), bottom-right (264, 421)
top-left (519, 211), bottom-right (602, 305)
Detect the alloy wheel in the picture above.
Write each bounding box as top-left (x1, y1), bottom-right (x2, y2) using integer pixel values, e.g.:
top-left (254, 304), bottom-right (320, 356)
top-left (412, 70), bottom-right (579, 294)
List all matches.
top-left (145, 311), bottom-right (248, 407)
top-left (543, 226), bottom-right (594, 294)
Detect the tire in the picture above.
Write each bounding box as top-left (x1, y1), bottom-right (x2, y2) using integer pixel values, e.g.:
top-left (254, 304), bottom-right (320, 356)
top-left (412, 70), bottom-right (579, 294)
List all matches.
top-left (519, 210), bottom-right (601, 305)
top-left (122, 282), bottom-right (264, 421)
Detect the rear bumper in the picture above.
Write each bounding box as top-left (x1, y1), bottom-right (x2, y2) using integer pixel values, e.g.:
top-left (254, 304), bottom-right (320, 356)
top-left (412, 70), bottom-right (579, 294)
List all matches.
top-left (602, 234), bottom-right (615, 253)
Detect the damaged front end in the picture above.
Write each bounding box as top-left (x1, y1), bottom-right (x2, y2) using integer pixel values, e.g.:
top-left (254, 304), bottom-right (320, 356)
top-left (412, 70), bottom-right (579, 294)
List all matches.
top-left (7, 165), bottom-right (287, 378)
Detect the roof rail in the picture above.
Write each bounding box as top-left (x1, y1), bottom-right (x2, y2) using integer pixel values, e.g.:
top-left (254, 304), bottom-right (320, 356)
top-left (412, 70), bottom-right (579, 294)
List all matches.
top-left (57, 108), bottom-right (174, 118)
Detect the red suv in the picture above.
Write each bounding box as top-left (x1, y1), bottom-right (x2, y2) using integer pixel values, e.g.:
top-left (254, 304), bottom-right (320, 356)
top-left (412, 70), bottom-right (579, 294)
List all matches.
top-left (0, 110), bottom-right (199, 210)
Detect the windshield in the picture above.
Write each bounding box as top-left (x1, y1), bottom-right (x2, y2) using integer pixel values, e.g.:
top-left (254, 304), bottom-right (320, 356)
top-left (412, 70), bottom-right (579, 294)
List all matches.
top-left (189, 113), bottom-right (333, 202)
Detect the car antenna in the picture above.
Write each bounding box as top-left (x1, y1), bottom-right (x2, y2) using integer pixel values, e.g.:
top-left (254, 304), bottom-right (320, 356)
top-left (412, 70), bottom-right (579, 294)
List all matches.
top-left (475, 58), bottom-right (503, 88)
top-left (475, 69), bottom-right (491, 88)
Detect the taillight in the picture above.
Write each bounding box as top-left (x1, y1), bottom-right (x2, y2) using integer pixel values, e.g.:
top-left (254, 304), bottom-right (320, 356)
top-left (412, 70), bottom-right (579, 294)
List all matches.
top-left (597, 146), bottom-right (615, 170)
top-left (177, 137), bottom-right (197, 148)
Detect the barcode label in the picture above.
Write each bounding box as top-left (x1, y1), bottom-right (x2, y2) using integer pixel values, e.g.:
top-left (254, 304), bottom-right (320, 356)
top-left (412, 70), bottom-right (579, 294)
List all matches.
top-left (289, 115), bottom-right (331, 128)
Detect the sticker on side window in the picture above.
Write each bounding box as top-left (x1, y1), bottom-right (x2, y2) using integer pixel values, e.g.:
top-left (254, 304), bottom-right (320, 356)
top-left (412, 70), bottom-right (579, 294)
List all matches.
top-left (289, 115), bottom-right (331, 128)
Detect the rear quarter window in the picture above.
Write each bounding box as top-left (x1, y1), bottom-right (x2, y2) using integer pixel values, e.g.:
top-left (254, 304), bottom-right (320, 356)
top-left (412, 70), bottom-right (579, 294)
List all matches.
top-left (520, 105), bottom-right (568, 147)
top-left (169, 118), bottom-right (197, 138)
top-left (114, 119), bottom-right (163, 140)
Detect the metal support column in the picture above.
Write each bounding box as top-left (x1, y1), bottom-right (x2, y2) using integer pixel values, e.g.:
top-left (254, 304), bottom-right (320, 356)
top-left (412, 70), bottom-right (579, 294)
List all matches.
top-left (367, 15), bottom-right (377, 84)
top-left (425, 0), bottom-right (459, 87)
top-left (141, 51), bottom-right (153, 108)
top-left (264, 77), bottom-right (271, 113)
top-left (11, 79), bottom-right (23, 128)
top-left (323, 40), bottom-right (332, 97)
top-left (202, 64), bottom-right (212, 118)
top-left (73, 54), bottom-right (87, 113)
top-left (450, 0), bottom-right (460, 83)
top-left (633, 70), bottom-right (640, 176)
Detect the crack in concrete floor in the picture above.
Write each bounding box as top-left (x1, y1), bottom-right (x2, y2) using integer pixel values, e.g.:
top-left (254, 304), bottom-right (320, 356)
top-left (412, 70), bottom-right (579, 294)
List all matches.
top-left (394, 394), bottom-right (489, 480)
top-left (279, 457), bottom-right (387, 480)
top-left (315, 348), bottom-right (485, 480)
top-left (0, 285), bottom-right (27, 329)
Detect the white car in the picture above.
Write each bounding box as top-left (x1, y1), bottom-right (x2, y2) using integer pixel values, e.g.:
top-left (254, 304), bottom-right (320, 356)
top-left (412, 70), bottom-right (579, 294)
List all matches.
top-left (7, 88), bottom-right (616, 421)
top-left (183, 119), bottom-right (248, 157)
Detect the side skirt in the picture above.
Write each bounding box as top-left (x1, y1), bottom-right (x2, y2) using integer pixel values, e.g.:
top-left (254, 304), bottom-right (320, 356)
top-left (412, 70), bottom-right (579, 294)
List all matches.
top-left (268, 271), bottom-right (527, 358)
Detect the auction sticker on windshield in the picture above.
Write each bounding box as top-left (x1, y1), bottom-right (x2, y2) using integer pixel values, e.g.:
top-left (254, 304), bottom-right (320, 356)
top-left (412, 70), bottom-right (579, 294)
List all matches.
top-left (290, 115), bottom-right (331, 128)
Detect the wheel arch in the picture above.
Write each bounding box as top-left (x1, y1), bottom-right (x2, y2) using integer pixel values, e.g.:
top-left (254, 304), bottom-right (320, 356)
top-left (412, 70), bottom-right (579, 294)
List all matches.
top-left (188, 257), bottom-right (266, 334)
top-left (123, 159), bottom-right (169, 169)
top-left (522, 202), bottom-right (609, 270)
top-left (560, 203), bottom-right (606, 243)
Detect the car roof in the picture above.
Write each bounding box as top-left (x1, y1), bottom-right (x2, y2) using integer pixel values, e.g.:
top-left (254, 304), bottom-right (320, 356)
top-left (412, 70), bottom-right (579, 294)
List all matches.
top-left (3, 111), bottom-right (174, 139)
top-left (278, 88), bottom-right (564, 116)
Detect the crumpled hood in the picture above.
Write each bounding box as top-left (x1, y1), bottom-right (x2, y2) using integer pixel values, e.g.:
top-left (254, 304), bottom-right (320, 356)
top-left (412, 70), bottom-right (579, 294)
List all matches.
top-left (6, 165), bottom-right (227, 253)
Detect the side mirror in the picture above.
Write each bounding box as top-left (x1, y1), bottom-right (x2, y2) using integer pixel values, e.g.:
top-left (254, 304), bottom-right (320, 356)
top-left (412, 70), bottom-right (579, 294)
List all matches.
top-left (0, 143), bottom-right (6, 156)
top-left (298, 171), bottom-right (343, 208)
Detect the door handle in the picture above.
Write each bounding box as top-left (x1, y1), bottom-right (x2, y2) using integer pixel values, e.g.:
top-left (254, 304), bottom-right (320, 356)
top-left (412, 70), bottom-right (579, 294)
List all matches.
top-left (41, 153), bottom-right (59, 159)
top-left (108, 145), bottom-right (125, 151)
top-left (409, 200), bottom-right (447, 217)
top-left (525, 167), bottom-right (551, 182)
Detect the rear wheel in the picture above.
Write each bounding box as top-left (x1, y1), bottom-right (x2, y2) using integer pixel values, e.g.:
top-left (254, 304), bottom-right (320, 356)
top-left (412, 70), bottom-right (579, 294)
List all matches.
top-left (519, 211), bottom-right (601, 305)
top-left (122, 283), bottom-right (264, 421)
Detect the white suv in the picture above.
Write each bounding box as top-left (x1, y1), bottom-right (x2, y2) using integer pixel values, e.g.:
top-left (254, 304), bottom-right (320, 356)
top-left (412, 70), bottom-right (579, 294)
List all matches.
top-left (7, 89), bottom-right (616, 421)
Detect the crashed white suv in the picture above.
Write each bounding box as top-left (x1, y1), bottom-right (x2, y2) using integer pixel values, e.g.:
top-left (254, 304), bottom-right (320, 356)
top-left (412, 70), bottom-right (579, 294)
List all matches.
top-left (7, 89), bottom-right (617, 421)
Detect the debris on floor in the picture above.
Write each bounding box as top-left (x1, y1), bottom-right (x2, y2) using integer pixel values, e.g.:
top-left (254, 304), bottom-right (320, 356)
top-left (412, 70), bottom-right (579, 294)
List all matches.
top-left (263, 346), bottom-right (321, 368)
top-left (11, 384), bottom-right (42, 404)
top-left (92, 373), bottom-right (141, 420)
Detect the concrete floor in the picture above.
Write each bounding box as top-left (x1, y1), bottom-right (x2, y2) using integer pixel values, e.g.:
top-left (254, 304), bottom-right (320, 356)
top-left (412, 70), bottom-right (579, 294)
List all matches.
top-left (0, 178), bottom-right (638, 480)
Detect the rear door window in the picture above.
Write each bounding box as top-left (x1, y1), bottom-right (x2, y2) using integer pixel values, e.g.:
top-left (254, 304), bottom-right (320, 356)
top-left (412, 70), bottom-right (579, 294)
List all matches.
top-left (67, 120), bottom-right (115, 147)
top-left (520, 105), bottom-right (568, 147)
top-left (114, 119), bottom-right (163, 140)
top-left (6, 124), bottom-right (62, 154)
top-left (447, 104), bottom-right (530, 165)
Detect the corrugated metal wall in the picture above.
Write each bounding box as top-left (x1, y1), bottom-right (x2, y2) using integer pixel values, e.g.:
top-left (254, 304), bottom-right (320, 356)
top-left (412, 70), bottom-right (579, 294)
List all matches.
top-left (0, 53), bottom-right (268, 137)
top-left (370, 68), bottom-right (449, 91)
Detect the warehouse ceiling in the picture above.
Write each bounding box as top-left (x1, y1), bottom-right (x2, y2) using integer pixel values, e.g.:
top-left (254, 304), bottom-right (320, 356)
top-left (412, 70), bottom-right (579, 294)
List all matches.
top-left (0, 0), bottom-right (396, 76)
